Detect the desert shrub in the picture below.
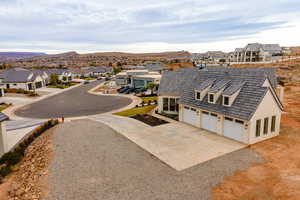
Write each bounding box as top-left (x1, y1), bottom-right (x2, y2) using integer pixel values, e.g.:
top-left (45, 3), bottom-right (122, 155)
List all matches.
top-left (0, 165), bottom-right (11, 177)
top-left (0, 151), bottom-right (22, 166)
top-left (0, 119), bottom-right (59, 179)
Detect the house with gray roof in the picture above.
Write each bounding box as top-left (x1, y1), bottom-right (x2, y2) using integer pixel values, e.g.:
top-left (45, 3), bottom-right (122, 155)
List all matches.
top-left (231, 43), bottom-right (283, 62)
top-left (1, 68), bottom-right (45, 91)
top-left (157, 67), bottom-right (284, 144)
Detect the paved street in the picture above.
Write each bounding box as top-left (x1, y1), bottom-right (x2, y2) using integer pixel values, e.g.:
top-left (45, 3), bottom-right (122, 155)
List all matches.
top-left (14, 81), bottom-right (132, 119)
top-left (46, 119), bottom-right (262, 200)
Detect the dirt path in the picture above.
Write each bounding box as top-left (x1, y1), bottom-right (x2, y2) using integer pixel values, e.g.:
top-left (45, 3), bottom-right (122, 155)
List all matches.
top-left (213, 86), bottom-right (300, 199)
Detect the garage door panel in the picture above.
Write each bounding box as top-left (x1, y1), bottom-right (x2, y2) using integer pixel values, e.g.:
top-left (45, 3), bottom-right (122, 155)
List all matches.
top-left (202, 113), bottom-right (217, 133)
top-left (223, 119), bottom-right (245, 143)
top-left (183, 108), bottom-right (198, 127)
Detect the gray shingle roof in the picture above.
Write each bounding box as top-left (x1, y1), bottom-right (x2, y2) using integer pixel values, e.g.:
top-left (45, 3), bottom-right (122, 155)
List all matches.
top-left (0, 112), bottom-right (9, 122)
top-left (223, 81), bottom-right (245, 96)
top-left (209, 79), bottom-right (231, 93)
top-left (159, 67), bottom-right (280, 121)
top-left (195, 78), bottom-right (215, 91)
top-left (158, 69), bottom-right (198, 95)
top-left (2, 68), bottom-right (35, 83)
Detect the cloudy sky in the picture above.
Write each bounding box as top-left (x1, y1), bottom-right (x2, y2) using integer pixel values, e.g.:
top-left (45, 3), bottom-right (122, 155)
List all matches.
top-left (1, 0), bottom-right (300, 53)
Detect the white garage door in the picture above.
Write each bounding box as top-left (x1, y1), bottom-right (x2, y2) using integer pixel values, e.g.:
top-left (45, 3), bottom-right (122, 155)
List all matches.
top-left (182, 107), bottom-right (198, 127)
top-left (202, 112), bottom-right (218, 133)
top-left (223, 117), bottom-right (245, 143)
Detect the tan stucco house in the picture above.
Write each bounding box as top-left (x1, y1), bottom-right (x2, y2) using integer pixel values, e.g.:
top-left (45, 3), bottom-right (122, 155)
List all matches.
top-left (157, 67), bottom-right (284, 144)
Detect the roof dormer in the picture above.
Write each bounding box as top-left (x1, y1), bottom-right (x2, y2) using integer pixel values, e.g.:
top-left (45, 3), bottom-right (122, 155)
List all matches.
top-left (208, 80), bottom-right (231, 104)
top-left (194, 78), bottom-right (215, 101)
top-left (222, 81), bottom-right (245, 107)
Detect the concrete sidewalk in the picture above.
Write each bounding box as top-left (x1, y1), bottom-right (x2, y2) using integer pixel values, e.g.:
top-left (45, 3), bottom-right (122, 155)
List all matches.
top-left (89, 114), bottom-right (246, 171)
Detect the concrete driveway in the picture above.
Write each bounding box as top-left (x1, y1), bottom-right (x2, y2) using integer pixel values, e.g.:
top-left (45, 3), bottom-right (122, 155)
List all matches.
top-left (14, 80), bottom-right (132, 119)
top-left (90, 114), bottom-right (246, 171)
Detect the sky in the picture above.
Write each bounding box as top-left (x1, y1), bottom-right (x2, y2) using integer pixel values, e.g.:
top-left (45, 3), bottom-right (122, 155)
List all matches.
top-left (0, 0), bottom-right (300, 54)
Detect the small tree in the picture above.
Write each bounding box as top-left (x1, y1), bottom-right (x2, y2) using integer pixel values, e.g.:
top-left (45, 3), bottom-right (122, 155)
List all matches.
top-left (147, 82), bottom-right (157, 95)
top-left (62, 76), bottom-right (67, 82)
top-left (113, 67), bottom-right (121, 75)
top-left (50, 73), bottom-right (59, 86)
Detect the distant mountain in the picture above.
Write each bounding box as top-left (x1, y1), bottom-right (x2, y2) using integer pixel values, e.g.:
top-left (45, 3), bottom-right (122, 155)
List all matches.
top-left (0, 52), bottom-right (47, 61)
top-left (3, 51), bottom-right (191, 68)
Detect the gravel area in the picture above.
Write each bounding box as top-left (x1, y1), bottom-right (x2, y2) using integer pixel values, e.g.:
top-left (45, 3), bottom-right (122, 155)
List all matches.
top-left (46, 119), bottom-right (263, 200)
top-left (15, 80), bottom-right (132, 119)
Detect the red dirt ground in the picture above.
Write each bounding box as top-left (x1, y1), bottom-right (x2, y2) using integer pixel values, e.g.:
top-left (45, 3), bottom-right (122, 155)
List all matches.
top-left (213, 86), bottom-right (300, 200)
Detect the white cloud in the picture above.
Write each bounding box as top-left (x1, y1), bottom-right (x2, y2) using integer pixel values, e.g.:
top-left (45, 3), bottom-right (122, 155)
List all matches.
top-left (0, 0), bottom-right (300, 53)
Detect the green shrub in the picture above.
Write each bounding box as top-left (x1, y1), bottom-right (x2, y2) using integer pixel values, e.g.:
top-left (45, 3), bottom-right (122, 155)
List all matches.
top-left (0, 152), bottom-right (22, 166)
top-left (0, 165), bottom-right (11, 177)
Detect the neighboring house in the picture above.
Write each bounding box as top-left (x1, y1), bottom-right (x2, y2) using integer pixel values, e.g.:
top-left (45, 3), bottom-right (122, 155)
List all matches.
top-left (231, 43), bottom-right (283, 62)
top-left (116, 70), bottom-right (161, 89)
top-left (1, 68), bottom-right (45, 90)
top-left (0, 112), bottom-right (9, 156)
top-left (158, 67), bottom-right (284, 144)
top-left (85, 67), bottom-right (113, 77)
top-left (144, 62), bottom-right (166, 74)
top-left (190, 51), bottom-right (228, 63)
top-left (45, 69), bottom-right (73, 82)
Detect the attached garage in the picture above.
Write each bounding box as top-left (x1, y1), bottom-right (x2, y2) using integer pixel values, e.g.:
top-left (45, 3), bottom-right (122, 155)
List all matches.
top-left (35, 81), bottom-right (43, 89)
top-left (201, 112), bottom-right (218, 133)
top-left (223, 117), bottom-right (245, 143)
top-left (182, 106), bottom-right (198, 127)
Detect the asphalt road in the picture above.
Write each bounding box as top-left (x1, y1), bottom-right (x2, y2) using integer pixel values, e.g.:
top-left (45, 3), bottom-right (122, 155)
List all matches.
top-left (15, 81), bottom-right (132, 119)
top-left (46, 119), bottom-right (263, 200)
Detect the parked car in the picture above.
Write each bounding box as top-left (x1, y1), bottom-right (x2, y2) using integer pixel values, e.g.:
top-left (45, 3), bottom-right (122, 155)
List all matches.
top-left (119, 86), bottom-right (130, 93)
top-left (124, 88), bottom-right (135, 94)
top-left (117, 86), bottom-right (126, 92)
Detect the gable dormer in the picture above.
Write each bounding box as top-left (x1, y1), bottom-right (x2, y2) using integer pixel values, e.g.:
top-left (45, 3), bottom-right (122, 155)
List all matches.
top-left (222, 81), bottom-right (245, 107)
top-left (208, 80), bottom-right (231, 104)
top-left (194, 78), bottom-right (215, 101)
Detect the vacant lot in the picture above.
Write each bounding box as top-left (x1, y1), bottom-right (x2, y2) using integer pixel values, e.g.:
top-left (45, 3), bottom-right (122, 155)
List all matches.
top-left (213, 86), bottom-right (300, 199)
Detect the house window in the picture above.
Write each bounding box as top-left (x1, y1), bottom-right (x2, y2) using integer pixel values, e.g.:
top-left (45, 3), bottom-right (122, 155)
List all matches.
top-left (175, 99), bottom-right (179, 112)
top-left (169, 98), bottom-right (176, 112)
top-left (223, 96), bottom-right (229, 106)
top-left (263, 117), bottom-right (269, 135)
top-left (196, 92), bottom-right (201, 100)
top-left (209, 94), bottom-right (214, 103)
top-left (163, 98), bottom-right (169, 111)
top-left (235, 119), bottom-right (244, 125)
top-left (256, 119), bottom-right (261, 137)
top-left (271, 116), bottom-right (276, 132)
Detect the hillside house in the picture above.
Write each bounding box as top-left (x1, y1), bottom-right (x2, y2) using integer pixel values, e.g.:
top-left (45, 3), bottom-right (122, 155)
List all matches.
top-left (231, 43), bottom-right (283, 62)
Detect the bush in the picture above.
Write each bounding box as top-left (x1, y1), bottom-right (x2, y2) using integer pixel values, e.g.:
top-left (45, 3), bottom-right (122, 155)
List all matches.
top-left (0, 165), bottom-right (11, 177)
top-left (0, 151), bottom-right (22, 166)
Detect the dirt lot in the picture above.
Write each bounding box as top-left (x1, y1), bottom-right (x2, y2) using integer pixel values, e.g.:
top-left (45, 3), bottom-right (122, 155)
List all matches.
top-left (213, 85), bottom-right (300, 199)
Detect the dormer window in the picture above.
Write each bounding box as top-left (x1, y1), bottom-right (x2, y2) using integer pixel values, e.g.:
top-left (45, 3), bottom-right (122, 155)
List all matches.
top-left (208, 94), bottom-right (214, 103)
top-left (195, 92), bottom-right (201, 100)
top-left (223, 96), bottom-right (230, 106)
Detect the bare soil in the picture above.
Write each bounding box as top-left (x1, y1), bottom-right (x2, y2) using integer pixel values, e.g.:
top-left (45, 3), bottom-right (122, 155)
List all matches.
top-left (0, 126), bottom-right (56, 200)
top-left (213, 86), bottom-right (300, 200)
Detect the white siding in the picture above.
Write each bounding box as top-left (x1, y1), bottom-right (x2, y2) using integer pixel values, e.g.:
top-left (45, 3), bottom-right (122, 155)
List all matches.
top-left (248, 90), bottom-right (282, 144)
